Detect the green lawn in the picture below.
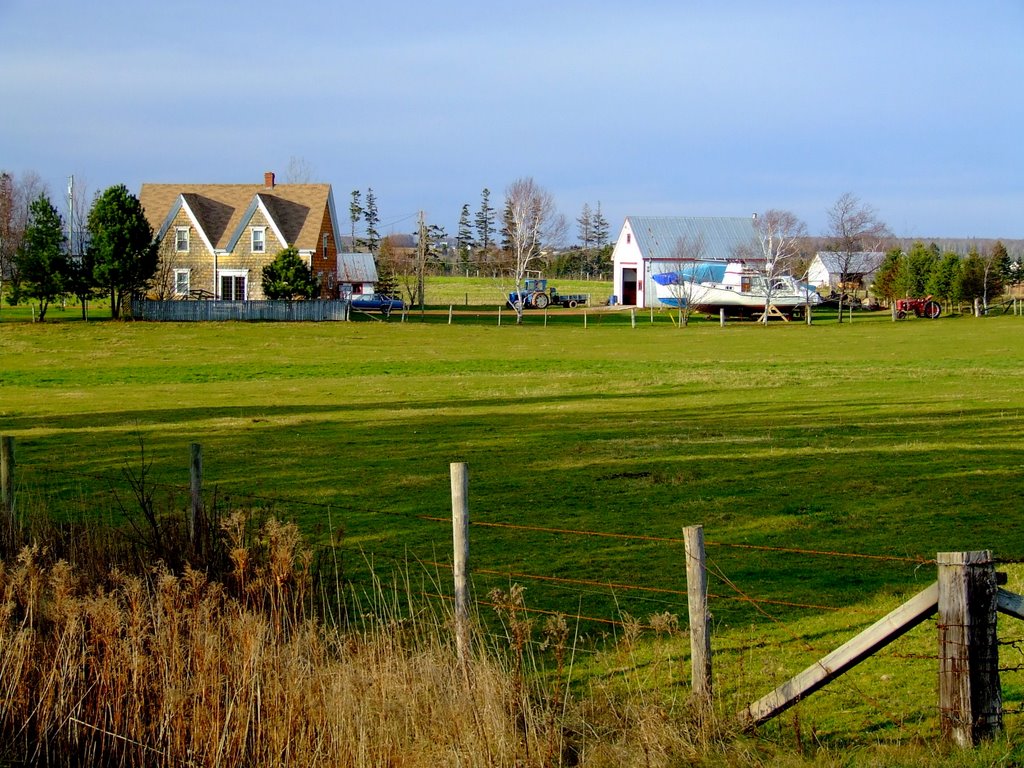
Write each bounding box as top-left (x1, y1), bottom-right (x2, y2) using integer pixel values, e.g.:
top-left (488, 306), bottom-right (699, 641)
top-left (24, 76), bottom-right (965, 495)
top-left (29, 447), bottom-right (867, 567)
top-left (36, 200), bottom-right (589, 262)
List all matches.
top-left (2, 307), bottom-right (1023, 752)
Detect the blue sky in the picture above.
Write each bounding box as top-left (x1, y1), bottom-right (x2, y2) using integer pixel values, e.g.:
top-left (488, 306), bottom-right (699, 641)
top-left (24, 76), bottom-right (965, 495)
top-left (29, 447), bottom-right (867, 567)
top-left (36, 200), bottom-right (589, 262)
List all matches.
top-left (2, 0), bottom-right (1022, 240)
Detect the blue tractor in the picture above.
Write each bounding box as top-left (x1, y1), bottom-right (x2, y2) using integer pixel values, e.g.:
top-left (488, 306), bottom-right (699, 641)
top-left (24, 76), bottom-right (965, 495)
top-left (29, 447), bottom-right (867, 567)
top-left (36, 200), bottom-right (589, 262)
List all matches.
top-left (508, 278), bottom-right (589, 310)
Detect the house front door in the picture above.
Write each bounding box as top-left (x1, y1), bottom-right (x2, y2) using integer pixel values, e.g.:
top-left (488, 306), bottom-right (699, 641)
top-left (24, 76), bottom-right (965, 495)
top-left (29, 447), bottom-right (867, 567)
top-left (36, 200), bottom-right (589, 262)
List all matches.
top-left (220, 274), bottom-right (246, 301)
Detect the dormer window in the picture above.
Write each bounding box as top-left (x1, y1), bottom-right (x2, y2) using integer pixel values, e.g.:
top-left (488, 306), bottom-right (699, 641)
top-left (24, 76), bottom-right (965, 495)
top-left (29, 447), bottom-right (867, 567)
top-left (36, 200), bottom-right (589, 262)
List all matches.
top-left (175, 227), bottom-right (189, 252)
top-left (251, 227), bottom-right (266, 253)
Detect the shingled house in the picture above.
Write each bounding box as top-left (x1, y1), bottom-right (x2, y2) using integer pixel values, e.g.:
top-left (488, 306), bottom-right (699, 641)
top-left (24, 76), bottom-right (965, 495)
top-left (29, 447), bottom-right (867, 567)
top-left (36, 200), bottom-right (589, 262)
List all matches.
top-left (139, 172), bottom-right (342, 300)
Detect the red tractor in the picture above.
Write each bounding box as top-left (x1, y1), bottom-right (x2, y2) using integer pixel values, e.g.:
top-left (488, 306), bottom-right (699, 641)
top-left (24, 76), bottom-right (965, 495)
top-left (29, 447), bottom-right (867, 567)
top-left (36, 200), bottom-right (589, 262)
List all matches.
top-left (895, 296), bottom-right (942, 319)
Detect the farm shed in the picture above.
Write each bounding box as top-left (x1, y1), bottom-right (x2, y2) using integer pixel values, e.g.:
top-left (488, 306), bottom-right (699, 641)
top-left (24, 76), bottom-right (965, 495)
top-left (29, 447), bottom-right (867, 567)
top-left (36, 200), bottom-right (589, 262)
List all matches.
top-left (611, 216), bottom-right (758, 308)
top-left (807, 251), bottom-right (885, 291)
top-left (140, 172), bottom-right (343, 301)
top-left (337, 252), bottom-right (378, 297)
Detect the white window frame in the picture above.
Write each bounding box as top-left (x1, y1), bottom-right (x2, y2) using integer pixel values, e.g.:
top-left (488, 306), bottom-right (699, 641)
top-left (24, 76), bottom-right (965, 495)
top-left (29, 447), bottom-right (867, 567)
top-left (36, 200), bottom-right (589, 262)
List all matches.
top-left (251, 227), bottom-right (266, 253)
top-left (218, 269), bottom-right (248, 301)
top-left (175, 227), bottom-right (189, 252)
top-left (174, 268), bottom-right (190, 296)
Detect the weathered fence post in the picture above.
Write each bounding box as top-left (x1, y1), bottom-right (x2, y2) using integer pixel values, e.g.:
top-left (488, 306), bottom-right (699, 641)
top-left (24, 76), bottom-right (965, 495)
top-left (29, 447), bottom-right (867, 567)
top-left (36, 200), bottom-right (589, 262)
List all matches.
top-left (448, 305), bottom-right (453, 325)
top-left (684, 525), bottom-right (712, 701)
top-left (719, 308), bottom-right (725, 327)
top-left (630, 308), bottom-right (636, 328)
top-left (189, 443), bottom-right (203, 552)
top-left (451, 462), bottom-right (470, 663)
top-left (937, 550), bottom-right (1002, 747)
top-left (1, 436), bottom-right (14, 526)
top-left (497, 306), bottom-right (502, 326)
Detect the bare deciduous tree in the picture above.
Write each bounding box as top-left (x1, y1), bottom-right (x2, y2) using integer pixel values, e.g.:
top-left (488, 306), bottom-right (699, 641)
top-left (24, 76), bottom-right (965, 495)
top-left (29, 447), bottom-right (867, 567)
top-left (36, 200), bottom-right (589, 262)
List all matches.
top-left (285, 156), bottom-right (315, 184)
top-left (754, 209), bottom-right (808, 323)
top-left (503, 177), bottom-right (566, 324)
top-left (1, 170), bottom-right (48, 306)
top-left (662, 233), bottom-right (708, 328)
top-left (825, 193), bottom-right (890, 322)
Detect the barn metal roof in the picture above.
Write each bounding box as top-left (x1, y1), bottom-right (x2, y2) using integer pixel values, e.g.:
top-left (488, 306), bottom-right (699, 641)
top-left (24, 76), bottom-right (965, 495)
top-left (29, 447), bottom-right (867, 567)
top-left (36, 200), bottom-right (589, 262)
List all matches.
top-left (626, 216), bottom-right (757, 262)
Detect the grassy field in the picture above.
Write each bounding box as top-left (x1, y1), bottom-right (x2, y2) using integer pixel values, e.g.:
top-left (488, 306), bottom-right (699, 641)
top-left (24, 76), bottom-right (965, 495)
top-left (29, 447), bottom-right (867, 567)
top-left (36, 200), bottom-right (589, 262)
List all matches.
top-left (2, 303), bottom-right (1024, 758)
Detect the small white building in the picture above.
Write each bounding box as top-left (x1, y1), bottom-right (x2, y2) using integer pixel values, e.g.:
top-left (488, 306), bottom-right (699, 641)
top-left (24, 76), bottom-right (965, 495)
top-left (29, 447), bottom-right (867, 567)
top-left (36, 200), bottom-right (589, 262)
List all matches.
top-left (611, 216), bottom-right (758, 307)
top-left (807, 251), bottom-right (884, 291)
top-left (337, 252), bottom-right (377, 297)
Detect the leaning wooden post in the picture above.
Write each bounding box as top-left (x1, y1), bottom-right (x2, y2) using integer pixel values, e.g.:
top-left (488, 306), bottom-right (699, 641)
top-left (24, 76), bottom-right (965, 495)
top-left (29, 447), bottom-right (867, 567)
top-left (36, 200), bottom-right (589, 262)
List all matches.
top-left (1, 436), bottom-right (14, 525)
top-left (937, 550), bottom-right (1002, 747)
top-left (684, 525), bottom-right (712, 701)
top-left (451, 462), bottom-right (471, 663)
top-left (189, 443), bottom-right (203, 552)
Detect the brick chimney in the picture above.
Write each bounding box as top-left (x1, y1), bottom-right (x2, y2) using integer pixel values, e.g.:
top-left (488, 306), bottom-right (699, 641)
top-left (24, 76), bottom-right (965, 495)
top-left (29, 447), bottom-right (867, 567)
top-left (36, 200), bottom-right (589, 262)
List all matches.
top-left (264, 171), bottom-right (275, 188)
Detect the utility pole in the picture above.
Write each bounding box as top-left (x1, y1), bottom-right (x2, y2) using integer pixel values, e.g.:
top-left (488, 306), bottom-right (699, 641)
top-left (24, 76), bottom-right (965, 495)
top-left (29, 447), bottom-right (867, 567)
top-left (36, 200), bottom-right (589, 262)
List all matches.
top-left (417, 211), bottom-right (427, 310)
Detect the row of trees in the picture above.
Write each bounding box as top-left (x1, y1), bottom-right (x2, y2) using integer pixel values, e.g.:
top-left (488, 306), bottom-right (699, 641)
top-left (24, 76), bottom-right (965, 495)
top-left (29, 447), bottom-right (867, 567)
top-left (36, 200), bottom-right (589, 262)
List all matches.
top-left (873, 240), bottom-right (1017, 311)
top-left (1, 173), bottom-right (158, 320)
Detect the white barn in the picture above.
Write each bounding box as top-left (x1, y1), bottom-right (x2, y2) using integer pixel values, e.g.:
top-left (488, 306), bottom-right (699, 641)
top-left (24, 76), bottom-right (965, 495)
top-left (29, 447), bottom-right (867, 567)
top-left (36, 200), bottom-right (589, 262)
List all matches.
top-left (806, 251), bottom-right (885, 291)
top-left (611, 216), bottom-right (758, 307)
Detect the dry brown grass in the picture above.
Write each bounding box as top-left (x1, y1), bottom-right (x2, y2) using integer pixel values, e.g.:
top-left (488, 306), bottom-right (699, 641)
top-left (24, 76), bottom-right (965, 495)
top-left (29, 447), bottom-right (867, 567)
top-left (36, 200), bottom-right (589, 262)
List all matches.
top-left (0, 515), bottom-right (752, 768)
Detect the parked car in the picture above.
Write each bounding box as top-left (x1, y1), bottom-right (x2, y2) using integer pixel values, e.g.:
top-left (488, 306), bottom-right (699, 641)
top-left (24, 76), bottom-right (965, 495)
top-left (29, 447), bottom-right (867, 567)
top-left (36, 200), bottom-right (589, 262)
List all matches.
top-left (350, 293), bottom-right (404, 314)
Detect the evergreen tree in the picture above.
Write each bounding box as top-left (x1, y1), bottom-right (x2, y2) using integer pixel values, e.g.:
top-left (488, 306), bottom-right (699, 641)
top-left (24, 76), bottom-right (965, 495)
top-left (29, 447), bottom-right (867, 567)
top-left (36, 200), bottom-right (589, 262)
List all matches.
top-left (871, 248), bottom-right (906, 304)
top-left (456, 203), bottom-right (474, 270)
top-left (363, 188), bottom-right (380, 255)
top-left (14, 193), bottom-right (68, 320)
top-left (926, 252), bottom-right (962, 309)
top-left (261, 247), bottom-right (319, 299)
top-left (65, 248), bottom-right (97, 320)
top-left (592, 202), bottom-right (610, 247)
top-left (992, 240), bottom-right (1012, 284)
top-left (88, 184), bottom-right (158, 319)
top-left (349, 190), bottom-right (363, 251)
top-left (577, 203), bottom-right (593, 251)
top-left (474, 188), bottom-right (495, 251)
top-left (500, 197), bottom-right (514, 254)
top-left (954, 248), bottom-right (986, 304)
top-left (904, 241), bottom-right (938, 296)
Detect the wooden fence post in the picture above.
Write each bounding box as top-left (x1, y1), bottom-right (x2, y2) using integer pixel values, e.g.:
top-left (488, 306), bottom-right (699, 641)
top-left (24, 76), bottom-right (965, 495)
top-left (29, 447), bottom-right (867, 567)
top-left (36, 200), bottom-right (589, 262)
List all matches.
top-left (189, 443), bottom-right (203, 552)
top-left (719, 308), bottom-right (725, 327)
top-left (451, 462), bottom-right (470, 663)
top-left (630, 308), bottom-right (636, 328)
top-left (684, 525), bottom-right (712, 701)
top-left (937, 550), bottom-right (1002, 747)
top-left (1, 436), bottom-right (14, 526)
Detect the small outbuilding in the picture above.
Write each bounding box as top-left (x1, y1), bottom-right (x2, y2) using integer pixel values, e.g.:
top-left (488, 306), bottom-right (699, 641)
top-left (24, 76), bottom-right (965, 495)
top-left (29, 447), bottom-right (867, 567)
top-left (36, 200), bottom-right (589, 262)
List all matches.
top-left (336, 252), bottom-right (378, 297)
top-left (807, 251), bottom-right (885, 291)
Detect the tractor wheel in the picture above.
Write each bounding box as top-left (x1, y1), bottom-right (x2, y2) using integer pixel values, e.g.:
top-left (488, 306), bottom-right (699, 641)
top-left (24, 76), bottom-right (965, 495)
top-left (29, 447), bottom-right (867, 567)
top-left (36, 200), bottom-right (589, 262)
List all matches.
top-left (924, 300), bottom-right (941, 319)
top-left (512, 299), bottom-right (524, 312)
top-left (896, 310), bottom-right (907, 320)
top-left (534, 292), bottom-right (550, 309)
top-left (567, 300), bottom-right (578, 309)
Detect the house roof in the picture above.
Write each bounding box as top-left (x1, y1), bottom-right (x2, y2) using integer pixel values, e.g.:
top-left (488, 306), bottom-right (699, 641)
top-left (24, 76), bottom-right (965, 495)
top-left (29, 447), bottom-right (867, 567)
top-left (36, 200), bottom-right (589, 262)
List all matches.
top-left (139, 182), bottom-right (336, 253)
top-left (624, 216), bottom-right (757, 262)
top-left (337, 252), bottom-right (378, 283)
top-left (812, 251), bottom-right (885, 274)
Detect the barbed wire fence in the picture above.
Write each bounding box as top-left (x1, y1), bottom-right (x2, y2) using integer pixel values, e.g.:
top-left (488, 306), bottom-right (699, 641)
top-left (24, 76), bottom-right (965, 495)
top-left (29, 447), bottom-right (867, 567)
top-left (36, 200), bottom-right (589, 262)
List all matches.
top-left (4, 442), bottom-right (1024, 744)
